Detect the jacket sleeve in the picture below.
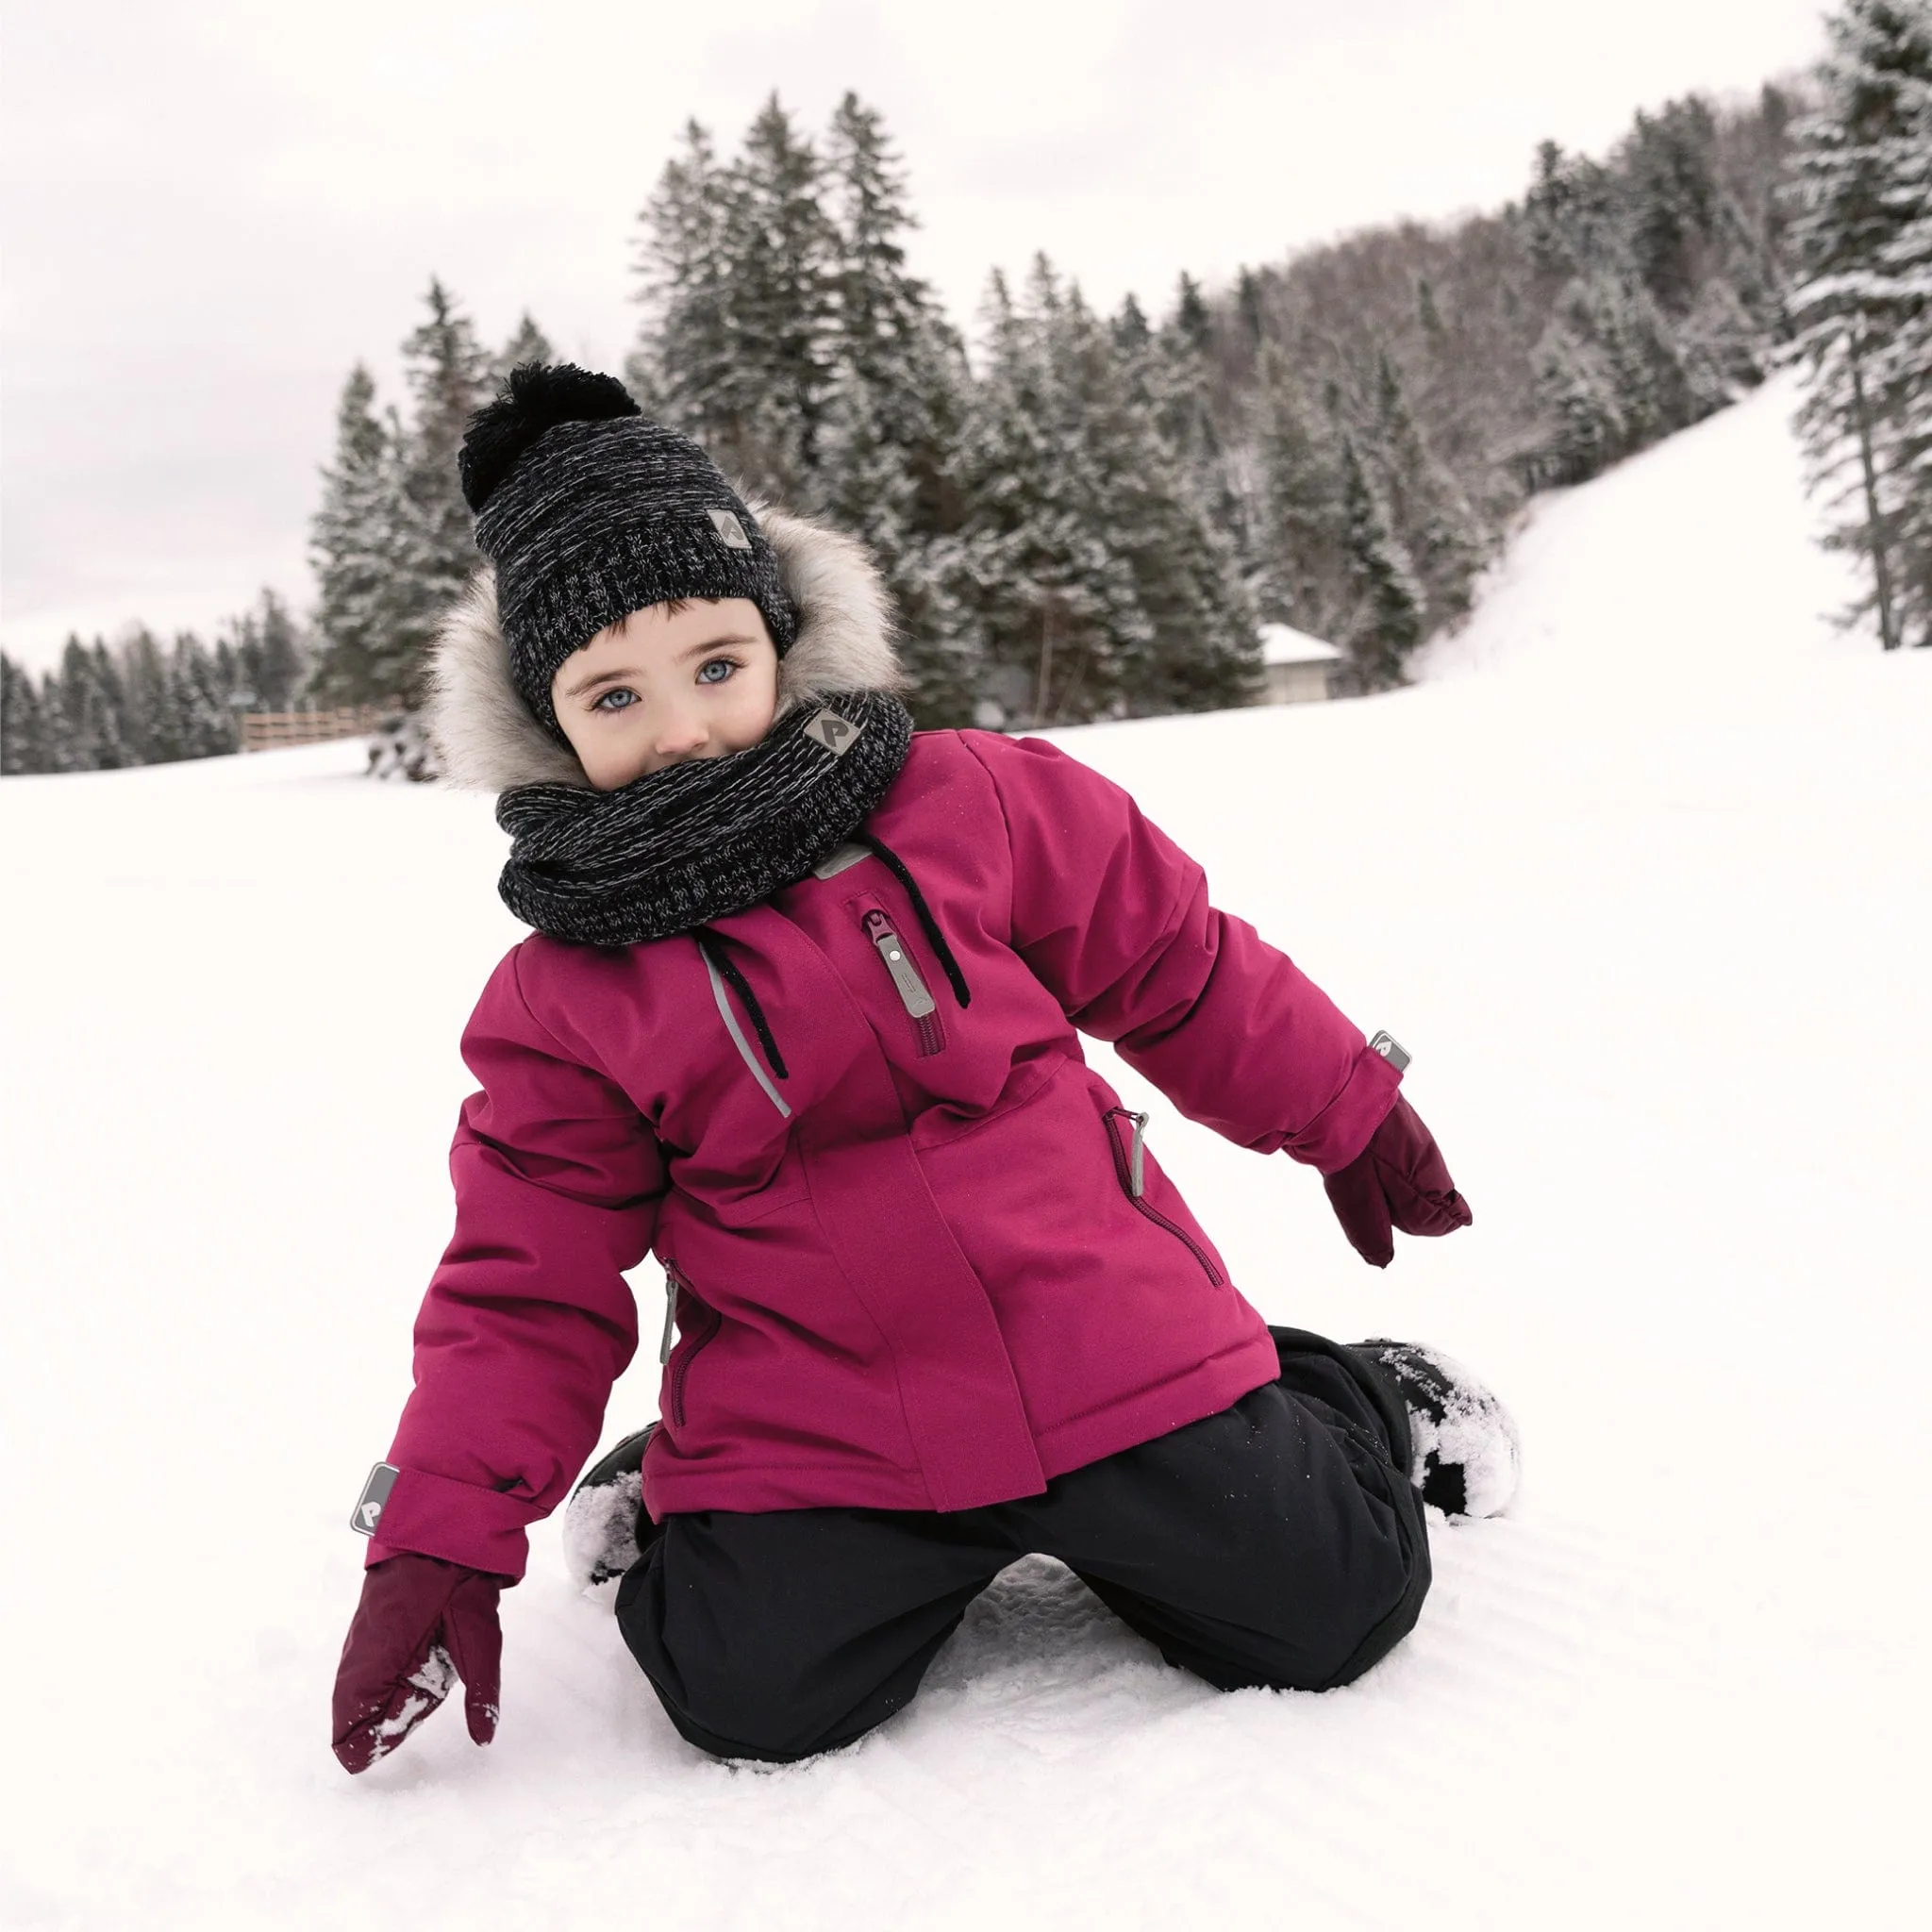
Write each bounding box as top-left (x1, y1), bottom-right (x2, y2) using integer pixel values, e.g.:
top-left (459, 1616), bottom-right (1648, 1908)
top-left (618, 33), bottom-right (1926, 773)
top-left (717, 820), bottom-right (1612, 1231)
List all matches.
top-left (369, 945), bottom-right (665, 1581)
top-left (963, 730), bottom-right (1401, 1173)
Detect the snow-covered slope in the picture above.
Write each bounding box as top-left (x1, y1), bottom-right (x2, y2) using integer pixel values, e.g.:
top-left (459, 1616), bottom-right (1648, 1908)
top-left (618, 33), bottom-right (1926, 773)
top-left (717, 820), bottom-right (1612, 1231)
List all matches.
top-left (4, 373), bottom-right (1927, 1931)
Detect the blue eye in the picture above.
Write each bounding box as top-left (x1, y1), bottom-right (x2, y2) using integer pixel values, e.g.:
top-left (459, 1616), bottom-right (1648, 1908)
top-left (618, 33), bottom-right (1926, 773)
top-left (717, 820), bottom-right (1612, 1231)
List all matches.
top-left (697, 658), bottom-right (738, 686)
top-left (592, 688), bottom-right (637, 712)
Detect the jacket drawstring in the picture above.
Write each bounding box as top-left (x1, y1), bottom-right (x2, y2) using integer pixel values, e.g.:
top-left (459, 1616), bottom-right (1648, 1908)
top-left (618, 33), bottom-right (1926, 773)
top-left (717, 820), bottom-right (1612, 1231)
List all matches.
top-left (698, 841), bottom-right (969, 1096)
top-left (858, 835), bottom-right (973, 1008)
top-left (695, 930), bottom-right (790, 1080)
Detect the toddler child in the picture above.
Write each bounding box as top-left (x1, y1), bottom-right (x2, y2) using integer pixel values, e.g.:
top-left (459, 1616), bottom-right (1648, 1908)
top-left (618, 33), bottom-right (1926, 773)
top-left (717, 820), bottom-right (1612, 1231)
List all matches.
top-left (330, 364), bottom-right (1517, 1772)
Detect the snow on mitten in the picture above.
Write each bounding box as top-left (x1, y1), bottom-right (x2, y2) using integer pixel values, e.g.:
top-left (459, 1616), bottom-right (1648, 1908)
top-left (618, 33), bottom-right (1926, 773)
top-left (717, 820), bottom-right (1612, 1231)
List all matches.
top-left (331, 1554), bottom-right (504, 1773)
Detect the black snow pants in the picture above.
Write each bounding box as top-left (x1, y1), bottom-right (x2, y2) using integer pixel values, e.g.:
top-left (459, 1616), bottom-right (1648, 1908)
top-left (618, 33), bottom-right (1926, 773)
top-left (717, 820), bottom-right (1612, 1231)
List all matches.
top-left (614, 1327), bottom-right (1430, 1763)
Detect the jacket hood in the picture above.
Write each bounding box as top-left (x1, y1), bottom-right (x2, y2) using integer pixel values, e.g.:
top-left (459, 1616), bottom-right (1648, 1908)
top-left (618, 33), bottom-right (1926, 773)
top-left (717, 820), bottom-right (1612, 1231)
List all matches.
top-left (426, 508), bottom-right (908, 791)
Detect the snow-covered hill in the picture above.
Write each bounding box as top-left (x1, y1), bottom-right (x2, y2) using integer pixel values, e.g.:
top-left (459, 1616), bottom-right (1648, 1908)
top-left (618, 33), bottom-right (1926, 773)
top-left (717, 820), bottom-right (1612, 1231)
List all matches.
top-left (4, 372), bottom-right (1927, 1931)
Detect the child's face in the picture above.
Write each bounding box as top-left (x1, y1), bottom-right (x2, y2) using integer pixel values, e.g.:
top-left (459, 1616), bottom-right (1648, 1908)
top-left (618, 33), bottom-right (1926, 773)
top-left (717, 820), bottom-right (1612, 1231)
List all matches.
top-left (550, 597), bottom-right (780, 791)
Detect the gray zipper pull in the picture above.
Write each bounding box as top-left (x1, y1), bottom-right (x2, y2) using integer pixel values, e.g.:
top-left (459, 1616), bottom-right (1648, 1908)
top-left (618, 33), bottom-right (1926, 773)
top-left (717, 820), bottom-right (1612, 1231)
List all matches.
top-left (658, 1271), bottom-right (677, 1366)
top-left (861, 909), bottom-right (937, 1019)
top-left (1128, 1110), bottom-right (1148, 1197)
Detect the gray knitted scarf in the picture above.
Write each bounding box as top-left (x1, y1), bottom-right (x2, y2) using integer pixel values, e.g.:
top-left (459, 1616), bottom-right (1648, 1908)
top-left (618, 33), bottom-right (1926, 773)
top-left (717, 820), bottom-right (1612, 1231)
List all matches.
top-left (493, 691), bottom-right (914, 946)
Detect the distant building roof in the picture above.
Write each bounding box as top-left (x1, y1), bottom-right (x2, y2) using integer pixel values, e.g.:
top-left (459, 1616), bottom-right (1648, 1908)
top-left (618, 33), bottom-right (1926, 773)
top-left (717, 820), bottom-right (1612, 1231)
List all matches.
top-left (1258, 623), bottom-right (1345, 666)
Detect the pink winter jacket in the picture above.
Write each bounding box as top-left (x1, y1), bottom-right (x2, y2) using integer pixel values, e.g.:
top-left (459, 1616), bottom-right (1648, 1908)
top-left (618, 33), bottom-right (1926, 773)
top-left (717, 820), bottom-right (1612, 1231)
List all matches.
top-left (369, 724), bottom-right (1404, 1580)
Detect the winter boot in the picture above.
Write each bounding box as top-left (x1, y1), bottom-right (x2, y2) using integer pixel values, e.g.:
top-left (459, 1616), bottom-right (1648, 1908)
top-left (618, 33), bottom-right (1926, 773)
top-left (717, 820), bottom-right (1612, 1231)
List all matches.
top-left (1351, 1341), bottom-right (1521, 1521)
top-left (562, 1425), bottom-right (659, 1588)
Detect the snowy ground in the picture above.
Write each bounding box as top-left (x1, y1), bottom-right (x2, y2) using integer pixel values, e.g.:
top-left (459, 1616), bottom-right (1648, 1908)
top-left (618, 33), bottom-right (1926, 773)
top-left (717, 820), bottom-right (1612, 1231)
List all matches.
top-left (5, 371), bottom-right (1927, 1930)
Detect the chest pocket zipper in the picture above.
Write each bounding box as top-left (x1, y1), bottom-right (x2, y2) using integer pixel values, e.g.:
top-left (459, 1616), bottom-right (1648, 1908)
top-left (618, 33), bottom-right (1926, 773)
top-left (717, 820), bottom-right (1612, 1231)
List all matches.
top-left (860, 908), bottom-right (946, 1057)
top-left (658, 1262), bottom-right (722, 1429)
top-left (1102, 1108), bottom-right (1224, 1285)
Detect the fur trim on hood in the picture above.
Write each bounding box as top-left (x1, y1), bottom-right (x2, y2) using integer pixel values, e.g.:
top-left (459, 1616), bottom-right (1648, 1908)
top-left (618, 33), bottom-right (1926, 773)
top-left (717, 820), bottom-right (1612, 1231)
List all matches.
top-left (427, 508), bottom-right (908, 791)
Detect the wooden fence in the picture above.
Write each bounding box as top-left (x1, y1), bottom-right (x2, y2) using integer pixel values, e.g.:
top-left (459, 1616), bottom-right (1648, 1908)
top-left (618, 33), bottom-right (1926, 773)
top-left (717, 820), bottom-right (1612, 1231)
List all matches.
top-left (239, 707), bottom-right (385, 753)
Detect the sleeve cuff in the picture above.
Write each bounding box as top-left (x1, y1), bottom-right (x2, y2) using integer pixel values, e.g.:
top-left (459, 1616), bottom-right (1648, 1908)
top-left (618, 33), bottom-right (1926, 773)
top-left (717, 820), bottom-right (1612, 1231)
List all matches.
top-left (1282, 1043), bottom-right (1404, 1174)
top-left (365, 1465), bottom-right (545, 1582)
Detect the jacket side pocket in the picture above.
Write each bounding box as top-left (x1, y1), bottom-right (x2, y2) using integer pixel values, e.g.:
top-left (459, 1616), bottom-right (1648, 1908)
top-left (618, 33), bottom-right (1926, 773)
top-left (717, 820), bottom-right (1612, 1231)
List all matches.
top-left (1101, 1108), bottom-right (1224, 1286)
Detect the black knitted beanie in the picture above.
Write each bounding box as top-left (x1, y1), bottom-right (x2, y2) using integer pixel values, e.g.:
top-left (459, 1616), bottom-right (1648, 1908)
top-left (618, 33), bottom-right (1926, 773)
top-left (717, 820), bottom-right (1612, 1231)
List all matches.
top-left (458, 363), bottom-right (798, 741)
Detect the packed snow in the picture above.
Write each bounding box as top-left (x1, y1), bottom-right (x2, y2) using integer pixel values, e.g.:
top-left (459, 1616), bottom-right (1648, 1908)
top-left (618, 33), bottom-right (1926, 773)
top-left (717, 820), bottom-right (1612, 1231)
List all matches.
top-left (3, 371), bottom-right (1926, 1929)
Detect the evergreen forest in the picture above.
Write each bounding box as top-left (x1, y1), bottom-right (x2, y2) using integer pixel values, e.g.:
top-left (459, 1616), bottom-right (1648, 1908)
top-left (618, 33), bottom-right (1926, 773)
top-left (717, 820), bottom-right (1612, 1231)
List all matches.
top-left (6, 0), bottom-right (1927, 778)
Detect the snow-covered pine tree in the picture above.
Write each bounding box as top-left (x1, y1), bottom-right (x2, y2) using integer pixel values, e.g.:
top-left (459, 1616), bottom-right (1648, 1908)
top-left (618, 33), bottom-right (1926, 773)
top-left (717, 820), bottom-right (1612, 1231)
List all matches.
top-left (1674, 275), bottom-right (1768, 412)
top-left (227, 590), bottom-right (308, 712)
top-left (53, 638), bottom-right (130, 771)
top-left (1169, 272), bottom-right (1213, 355)
top-left (32, 666), bottom-right (76, 773)
top-left (629, 118), bottom-right (737, 431)
top-left (1249, 349), bottom-right (1351, 638)
top-left (825, 94), bottom-right (931, 446)
top-left (0, 653), bottom-right (51, 774)
top-left (1236, 268), bottom-right (1268, 350)
top-left (1622, 97), bottom-right (1771, 409)
top-left (116, 627), bottom-right (175, 765)
top-left (389, 281), bottom-right (491, 708)
top-left (1154, 275), bottom-right (1256, 560)
top-left (726, 97), bottom-right (841, 500)
top-left (1367, 350), bottom-right (1489, 631)
top-left (1338, 436), bottom-right (1424, 686)
top-left (148, 635), bottom-right (195, 764)
top-left (172, 633), bottom-right (238, 759)
top-left (817, 373), bottom-right (982, 727)
top-left (1591, 273), bottom-right (1696, 448)
top-left (1881, 72), bottom-right (1932, 641)
top-left (308, 365), bottom-right (402, 705)
top-left (1524, 141), bottom-right (1624, 283)
top-left (491, 313), bottom-right (555, 390)
top-left (1789, 0), bottom-right (1932, 649)
top-left (1521, 113), bottom-right (1764, 476)
top-left (954, 264), bottom-right (1141, 726)
top-left (819, 92), bottom-right (983, 724)
top-left (632, 100), bottom-right (842, 502)
top-left (1624, 97), bottom-right (1734, 317)
top-left (1529, 317), bottom-right (1625, 485)
top-left (1715, 81), bottom-right (1806, 330)
top-left (1100, 296), bottom-right (1260, 714)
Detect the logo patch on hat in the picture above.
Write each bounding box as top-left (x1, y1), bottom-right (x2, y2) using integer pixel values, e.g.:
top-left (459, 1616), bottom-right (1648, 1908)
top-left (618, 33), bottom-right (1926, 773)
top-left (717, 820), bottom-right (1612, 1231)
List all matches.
top-left (803, 709), bottom-right (863, 757)
top-left (708, 507), bottom-right (753, 551)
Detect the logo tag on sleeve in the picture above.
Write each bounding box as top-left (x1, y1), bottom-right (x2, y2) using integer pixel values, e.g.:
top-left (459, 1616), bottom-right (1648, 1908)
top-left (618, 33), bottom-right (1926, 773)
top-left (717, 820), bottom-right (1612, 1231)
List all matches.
top-left (1369, 1031), bottom-right (1412, 1074)
top-left (350, 1463), bottom-right (399, 1537)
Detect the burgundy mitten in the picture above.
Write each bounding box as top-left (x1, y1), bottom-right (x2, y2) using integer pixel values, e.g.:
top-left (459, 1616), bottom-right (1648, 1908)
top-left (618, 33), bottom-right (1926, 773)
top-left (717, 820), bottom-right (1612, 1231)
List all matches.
top-left (1322, 1095), bottom-right (1473, 1268)
top-left (331, 1554), bottom-right (505, 1774)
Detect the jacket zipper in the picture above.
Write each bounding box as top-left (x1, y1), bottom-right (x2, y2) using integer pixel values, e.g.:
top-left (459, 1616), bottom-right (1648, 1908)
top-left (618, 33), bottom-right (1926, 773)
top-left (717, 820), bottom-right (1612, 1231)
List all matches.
top-left (860, 908), bottom-right (946, 1056)
top-left (1102, 1108), bottom-right (1224, 1285)
top-left (658, 1261), bottom-right (722, 1429)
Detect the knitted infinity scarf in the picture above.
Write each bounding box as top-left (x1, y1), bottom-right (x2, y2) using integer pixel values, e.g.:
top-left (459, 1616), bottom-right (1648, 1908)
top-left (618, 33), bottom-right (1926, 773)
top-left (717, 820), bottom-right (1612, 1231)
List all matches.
top-left (494, 691), bottom-right (914, 946)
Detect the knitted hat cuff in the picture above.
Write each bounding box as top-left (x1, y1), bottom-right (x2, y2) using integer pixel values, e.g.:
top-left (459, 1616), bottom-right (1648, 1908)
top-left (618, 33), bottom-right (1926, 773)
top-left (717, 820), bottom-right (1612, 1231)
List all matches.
top-left (508, 516), bottom-right (798, 733)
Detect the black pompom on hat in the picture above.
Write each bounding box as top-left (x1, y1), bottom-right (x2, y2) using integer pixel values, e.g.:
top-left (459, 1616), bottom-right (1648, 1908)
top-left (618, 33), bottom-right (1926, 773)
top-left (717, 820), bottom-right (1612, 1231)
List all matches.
top-left (458, 363), bottom-right (797, 741)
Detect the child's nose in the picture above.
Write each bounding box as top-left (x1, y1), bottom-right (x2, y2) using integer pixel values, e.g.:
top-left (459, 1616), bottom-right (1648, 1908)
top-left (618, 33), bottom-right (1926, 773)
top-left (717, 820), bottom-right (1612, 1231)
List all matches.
top-left (653, 710), bottom-right (708, 758)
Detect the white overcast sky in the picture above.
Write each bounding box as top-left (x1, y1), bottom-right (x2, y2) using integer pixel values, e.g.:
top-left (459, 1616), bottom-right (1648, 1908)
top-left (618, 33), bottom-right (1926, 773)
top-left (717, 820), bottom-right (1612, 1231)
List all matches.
top-left (0, 0), bottom-right (1830, 670)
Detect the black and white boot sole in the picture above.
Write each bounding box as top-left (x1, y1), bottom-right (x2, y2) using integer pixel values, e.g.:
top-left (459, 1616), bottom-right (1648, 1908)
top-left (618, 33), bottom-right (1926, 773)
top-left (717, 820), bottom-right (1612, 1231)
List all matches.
top-left (1351, 1341), bottom-right (1522, 1521)
top-left (561, 1424), bottom-right (658, 1589)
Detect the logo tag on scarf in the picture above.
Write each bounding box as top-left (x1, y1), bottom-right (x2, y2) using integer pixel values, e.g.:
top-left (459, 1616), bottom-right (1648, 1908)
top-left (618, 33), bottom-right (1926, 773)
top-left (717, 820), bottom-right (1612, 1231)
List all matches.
top-left (350, 1463), bottom-right (399, 1536)
top-left (803, 710), bottom-right (862, 757)
top-left (708, 508), bottom-right (753, 551)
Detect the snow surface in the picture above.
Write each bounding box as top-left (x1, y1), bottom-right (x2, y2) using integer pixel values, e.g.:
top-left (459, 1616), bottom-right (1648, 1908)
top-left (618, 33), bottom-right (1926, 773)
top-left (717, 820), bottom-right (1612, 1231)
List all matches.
top-left (4, 371), bottom-right (1927, 1929)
